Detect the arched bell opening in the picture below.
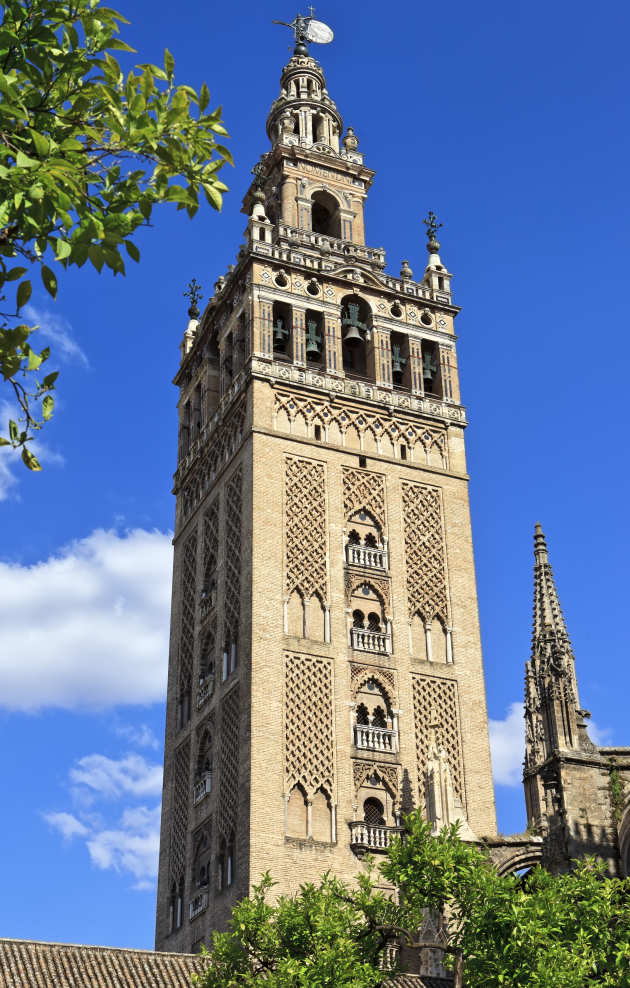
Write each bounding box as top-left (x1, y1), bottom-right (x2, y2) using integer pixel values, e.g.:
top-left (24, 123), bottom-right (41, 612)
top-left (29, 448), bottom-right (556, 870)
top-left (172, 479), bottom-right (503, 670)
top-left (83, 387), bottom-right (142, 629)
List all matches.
top-left (305, 309), bottom-right (324, 364)
top-left (341, 294), bottom-right (371, 378)
top-left (390, 330), bottom-right (410, 389)
top-left (421, 339), bottom-right (442, 397)
top-left (272, 300), bottom-right (292, 358)
top-left (311, 190), bottom-right (341, 238)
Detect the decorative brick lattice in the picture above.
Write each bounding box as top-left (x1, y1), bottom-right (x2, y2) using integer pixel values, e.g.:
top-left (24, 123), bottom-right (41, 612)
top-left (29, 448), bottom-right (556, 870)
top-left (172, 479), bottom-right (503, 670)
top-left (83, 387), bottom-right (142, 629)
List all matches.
top-left (179, 529), bottom-right (198, 696)
top-left (274, 391), bottom-right (447, 465)
top-left (353, 760), bottom-right (399, 802)
top-left (342, 467), bottom-right (386, 529)
top-left (402, 482), bottom-right (448, 623)
top-left (218, 686), bottom-right (240, 838)
top-left (350, 664), bottom-right (396, 704)
top-left (169, 740), bottom-right (191, 882)
top-left (285, 653), bottom-right (334, 798)
top-left (203, 497), bottom-right (219, 584)
top-left (412, 675), bottom-right (464, 800)
top-left (284, 457), bottom-right (328, 603)
top-left (224, 468), bottom-right (242, 640)
top-left (179, 399), bottom-right (246, 521)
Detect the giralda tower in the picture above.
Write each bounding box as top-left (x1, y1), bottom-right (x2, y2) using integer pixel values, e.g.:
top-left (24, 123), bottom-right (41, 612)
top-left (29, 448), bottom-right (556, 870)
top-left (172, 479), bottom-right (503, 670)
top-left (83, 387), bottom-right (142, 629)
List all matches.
top-left (155, 14), bottom-right (497, 954)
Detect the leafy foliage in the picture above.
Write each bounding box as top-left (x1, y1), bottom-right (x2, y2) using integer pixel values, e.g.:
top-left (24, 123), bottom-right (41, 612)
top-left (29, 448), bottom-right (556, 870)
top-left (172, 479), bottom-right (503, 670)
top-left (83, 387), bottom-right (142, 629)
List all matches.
top-left (196, 814), bottom-right (630, 988)
top-left (383, 814), bottom-right (630, 988)
top-left (0, 0), bottom-right (231, 466)
top-left (195, 871), bottom-right (401, 988)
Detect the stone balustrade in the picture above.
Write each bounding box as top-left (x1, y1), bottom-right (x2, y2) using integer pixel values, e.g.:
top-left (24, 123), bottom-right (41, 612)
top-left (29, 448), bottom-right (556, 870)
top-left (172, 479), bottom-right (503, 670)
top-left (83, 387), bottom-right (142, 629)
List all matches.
top-left (354, 724), bottom-right (397, 753)
top-left (350, 626), bottom-right (391, 655)
top-left (193, 772), bottom-right (212, 805)
top-left (349, 821), bottom-right (402, 851)
top-left (189, 892), bottom-right (208, 920)
top-left (345, 542), bottom-right (388, 571)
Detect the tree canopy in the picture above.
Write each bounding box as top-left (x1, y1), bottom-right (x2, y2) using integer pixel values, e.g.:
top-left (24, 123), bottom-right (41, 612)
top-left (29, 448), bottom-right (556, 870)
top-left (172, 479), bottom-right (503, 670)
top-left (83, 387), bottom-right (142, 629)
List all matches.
top-left (196, 814), bottom-right (630, 988)
top-left (0, 0), bottom-right (231, 468)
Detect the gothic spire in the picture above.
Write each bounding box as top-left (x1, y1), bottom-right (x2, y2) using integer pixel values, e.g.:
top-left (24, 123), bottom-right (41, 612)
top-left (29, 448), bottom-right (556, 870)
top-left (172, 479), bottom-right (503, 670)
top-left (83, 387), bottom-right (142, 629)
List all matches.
top-left (531, 521), bottom-right (572, 654)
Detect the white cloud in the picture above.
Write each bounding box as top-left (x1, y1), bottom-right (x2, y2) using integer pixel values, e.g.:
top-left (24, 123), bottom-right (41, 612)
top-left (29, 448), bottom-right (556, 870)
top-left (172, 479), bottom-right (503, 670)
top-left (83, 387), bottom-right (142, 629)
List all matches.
top-left (70, 753), bottom-right (163, 799)
top-left (24, 303), bottom-right (89, 367)
top-left (0, 527), bottom-right (172, 710)
top-left (489, 702), bottom-right (525, 787)
top-left (112, 722), bottom-right (160, 750)
top-left (0, 399), bottom-right (64, 501)
top-left (44, 811), bottom-right (89, 840)
top-left (87, 805), bottom-right (161, 886)
top-left (45, 752), bottom-right (163, 890)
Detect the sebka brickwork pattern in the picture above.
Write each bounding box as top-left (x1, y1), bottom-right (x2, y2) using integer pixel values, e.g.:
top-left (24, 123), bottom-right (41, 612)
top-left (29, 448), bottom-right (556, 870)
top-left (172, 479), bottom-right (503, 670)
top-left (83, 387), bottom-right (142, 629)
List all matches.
top-left (284, 652), bottom-right (335, 799)
top-left (284, 457), bottom-right (328, 604)
top-left (402, 481), bottom-right (449, 624)
top-left (412, 674), bottom-right (464, 801)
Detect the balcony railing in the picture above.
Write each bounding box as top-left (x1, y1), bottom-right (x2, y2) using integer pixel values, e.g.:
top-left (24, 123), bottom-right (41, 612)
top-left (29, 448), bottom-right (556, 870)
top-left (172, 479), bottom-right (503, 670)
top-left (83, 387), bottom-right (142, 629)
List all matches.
top-left (193, 772), bottom-right (212, 805)
top-left (350, 627), bottom-right (391, 655)
top-left (345, 542), bottom-right (388, 571)
top-left (189, 892), bottom-right (208, 920)
top-left (354, 724), bottom-right (397, 753)
top-left (197, 676), bottom-right (215, 709)
top-left (349, 822), bottom-right (403, 851)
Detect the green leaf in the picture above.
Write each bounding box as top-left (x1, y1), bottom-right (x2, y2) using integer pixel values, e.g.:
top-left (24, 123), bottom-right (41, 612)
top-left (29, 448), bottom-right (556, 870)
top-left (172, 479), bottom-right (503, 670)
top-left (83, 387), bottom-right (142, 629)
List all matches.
top-left (204, 184), bottom-right (223, 211)
top-left (0, 437), bottom-right (11, 447)
top-left (16, 280), bottom-right (32, 309)
top-left (42, 371), bottom-right (59, 389)
top-left (199, 82), bottom-right (210, 112)
top-left (41, 265), bottom-right (58, 298)
top-left (29, 129), bottom-right (50, 157)
top-left (8, 419), bottom-right (18, 441)
top-left (27, 347), bottom-right (43, 371)
top-left (16, 150), bottom-right (39, 168)
top-left (42, 394), bottom-right (54, 420)
top-left (55, 239), bottom-right (72, 260)
top-left (125, 241), bottom-right (140, 262)
top-left (5, 266), bottom-right (27, 282)
top-left (21, 446), bottom-right (42, 471)
top-left (164, 48), bottom-right (175, 79)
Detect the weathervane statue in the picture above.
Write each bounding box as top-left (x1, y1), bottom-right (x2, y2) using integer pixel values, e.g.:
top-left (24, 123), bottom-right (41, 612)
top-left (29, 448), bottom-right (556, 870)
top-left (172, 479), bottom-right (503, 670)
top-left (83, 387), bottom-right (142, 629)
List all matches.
top-left (273, 9), bottom-right (334, 55)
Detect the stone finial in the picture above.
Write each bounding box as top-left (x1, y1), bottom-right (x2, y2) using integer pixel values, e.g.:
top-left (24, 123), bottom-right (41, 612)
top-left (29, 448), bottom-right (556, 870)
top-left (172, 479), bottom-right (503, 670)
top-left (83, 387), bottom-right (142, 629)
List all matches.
top-left (183, 278), bottom-right (202, 320)
top-left (342, 126), bottom-right (359, 151)
top-left (400, 259), bottom-right (413, 281)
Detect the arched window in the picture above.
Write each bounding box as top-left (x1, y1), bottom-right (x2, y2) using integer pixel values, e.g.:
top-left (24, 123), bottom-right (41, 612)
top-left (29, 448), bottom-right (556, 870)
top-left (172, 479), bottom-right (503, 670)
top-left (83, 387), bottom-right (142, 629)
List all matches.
top-left (348, 528), bottom-right (361, 545)
top-left (372, 705), bottom-right (387, 728)
top-left (363, 797), bottom-right (385, 827)
top-left (305, 309), bottom-right (323, 363)
top-left (341, 294), bottom-right (371, 377)
top-left (352, 609), bottom-right (365, 628)
top-left (356, 702), bottom-right (369, 725)
top-left (311, 190), bottom-right (341, 238)
top-left (367, 611), bottom-right (382, 632)
top-left (272, 300), bottom-right (292, 357)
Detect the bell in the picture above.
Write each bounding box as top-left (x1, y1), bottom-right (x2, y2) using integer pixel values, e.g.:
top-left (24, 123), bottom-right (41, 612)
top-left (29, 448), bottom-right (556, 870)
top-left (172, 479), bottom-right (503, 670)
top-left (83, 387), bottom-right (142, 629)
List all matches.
top-left (342, 301), bottom-right (366, 347)
top-left (342, 323), bottom-right (362, 346)
top-left (306, 320), bottom-right (322, 358)
top-left (392, 343), bottom-right (407, 379)
top-left (422, 353), bottom-right (438, 381)
top-left (273, 317), bottom-right (289, 348)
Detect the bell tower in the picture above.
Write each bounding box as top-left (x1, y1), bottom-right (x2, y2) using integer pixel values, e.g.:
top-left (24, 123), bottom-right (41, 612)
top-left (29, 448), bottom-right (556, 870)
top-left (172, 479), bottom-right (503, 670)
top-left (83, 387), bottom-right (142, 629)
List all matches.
top-left (155, 16), bottom-right (497, 955)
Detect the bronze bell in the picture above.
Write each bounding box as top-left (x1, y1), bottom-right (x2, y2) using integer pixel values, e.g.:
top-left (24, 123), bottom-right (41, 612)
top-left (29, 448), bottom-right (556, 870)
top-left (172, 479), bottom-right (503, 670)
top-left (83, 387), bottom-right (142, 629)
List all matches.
top-left (392, 343), bottom-right (407, 379)
top-left (273, 317), bottom-right (289, 348)
top-left (422, 353), bottom-right (438, 381)
top-left (306, 320), bottom-right (322, 358)
top-left (342, 302), bottom-right (366, 347)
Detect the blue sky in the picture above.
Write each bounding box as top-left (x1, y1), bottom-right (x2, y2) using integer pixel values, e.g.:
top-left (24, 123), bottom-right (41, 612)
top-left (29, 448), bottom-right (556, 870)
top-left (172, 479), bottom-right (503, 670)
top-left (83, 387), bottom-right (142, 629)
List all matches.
top-left (1, 0), bottom-right (629, 952)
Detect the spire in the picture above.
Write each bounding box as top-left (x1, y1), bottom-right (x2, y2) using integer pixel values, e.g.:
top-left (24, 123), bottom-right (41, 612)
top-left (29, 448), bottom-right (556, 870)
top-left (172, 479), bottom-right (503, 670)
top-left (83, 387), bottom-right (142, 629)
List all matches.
top-left (531, 522), bottom-right (573, 659)
top-left (524, 523), bottom-right (587, 772)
